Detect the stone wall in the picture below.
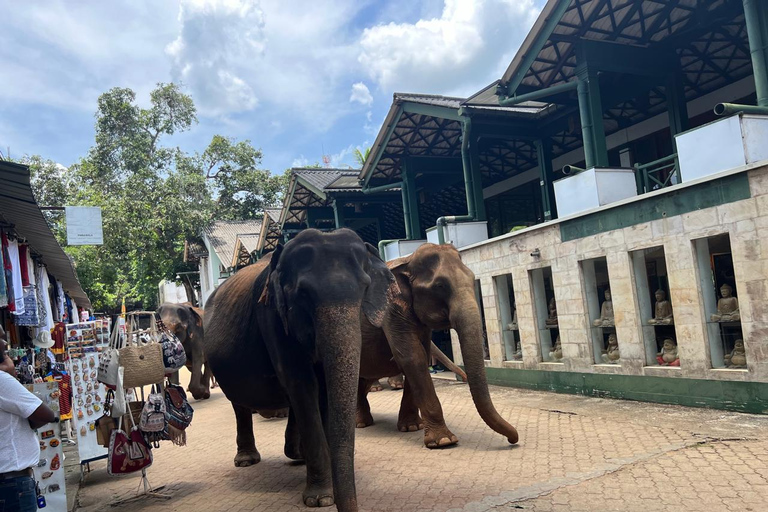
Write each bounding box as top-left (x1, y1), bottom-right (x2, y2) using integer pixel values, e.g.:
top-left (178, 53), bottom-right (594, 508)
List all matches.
top-left (455, 165), bottom-right (768, 384)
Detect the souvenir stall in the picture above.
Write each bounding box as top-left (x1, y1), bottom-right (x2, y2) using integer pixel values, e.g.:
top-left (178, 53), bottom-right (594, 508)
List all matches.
top-left (1, 161), bottom-right (93, 512)
top-left (93, 310), bottom-right (193, 505)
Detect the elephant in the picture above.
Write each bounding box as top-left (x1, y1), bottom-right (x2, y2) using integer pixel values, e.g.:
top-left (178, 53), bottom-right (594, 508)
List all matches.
top-left (157, 302), bottom-right (213, 400)
top-left (203, 229), bottom-right (394, 512)
top-left (357, 243), bottom-right (519, 449)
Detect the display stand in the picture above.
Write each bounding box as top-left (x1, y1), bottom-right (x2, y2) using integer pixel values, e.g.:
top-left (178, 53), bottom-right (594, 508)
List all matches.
top-left (25, 382), bottom-right (67, 512)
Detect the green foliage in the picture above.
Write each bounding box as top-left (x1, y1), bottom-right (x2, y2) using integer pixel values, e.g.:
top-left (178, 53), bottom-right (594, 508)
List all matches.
top-left (353, 147), bottom-right (371, 166)
top-left (28, 83), bottom-right (283, 313)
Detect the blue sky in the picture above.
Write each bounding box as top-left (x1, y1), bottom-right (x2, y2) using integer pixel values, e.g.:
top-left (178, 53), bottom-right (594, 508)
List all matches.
top-left (0, 0), bottom-right (543, 175)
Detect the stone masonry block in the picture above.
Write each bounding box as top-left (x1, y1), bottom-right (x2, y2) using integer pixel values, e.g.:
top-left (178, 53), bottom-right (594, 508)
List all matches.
top-left (717, 199), bottom-right (758, 225)
top-left (748, 167), bottom-right (768, 196)
top-left (682, 208), bottom-right (719, 232)
top-left (599, 229), bottom-right (625, 248)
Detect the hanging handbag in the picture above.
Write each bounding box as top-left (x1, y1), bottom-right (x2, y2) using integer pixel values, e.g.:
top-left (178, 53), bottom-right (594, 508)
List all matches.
top-left (107, 411), bottom-right (153, 476)
top-left (95, 414), bottom-right (117, 448)
top-left (120, 313), bottom-right (165, 388)
top-left (98, 323), bottom-right (122, 389)
top-left (139, 386), bottom-right (167, 433)
top-left (165, 382), bottom-right (194, 430)
top-left (110, 368), bottom-right (127, 418)
top-left (157, 320), bottom-right (186, 374)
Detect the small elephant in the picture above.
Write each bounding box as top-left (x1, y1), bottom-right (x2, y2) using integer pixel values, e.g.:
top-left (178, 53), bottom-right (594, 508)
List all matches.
top-left (357, 243), bottom-right (519, 448)
top-left (204, 229), bottom-right (394, 512)
top-left (158, 302), bottom-right (213, 400)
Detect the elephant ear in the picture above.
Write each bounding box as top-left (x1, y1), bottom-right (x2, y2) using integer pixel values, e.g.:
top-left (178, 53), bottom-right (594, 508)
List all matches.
top-left (362, 242), bottom-right (397, 328)
top-left (387, 253), bottom-right (414, 308)
top-left (258, 245), bottom-right (290, 334)
top-left (185, 306), bottom-right (203, 340)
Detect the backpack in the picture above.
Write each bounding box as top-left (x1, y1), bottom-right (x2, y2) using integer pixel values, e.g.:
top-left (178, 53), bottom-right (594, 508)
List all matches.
top-left (139, 387), bottom-right (166, 433)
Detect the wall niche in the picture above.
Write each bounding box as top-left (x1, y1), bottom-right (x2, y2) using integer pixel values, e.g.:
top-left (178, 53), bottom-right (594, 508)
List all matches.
top-left (581, 257), bottom-right (619, 365)
top-left (494, 274), bottom-right (521, 361)
top-left (529, 266), bottom-right (561, 362)
top-left (630, 246), bottom-right (679, 367)
top-left (693, 234), bottom-right (746, 370)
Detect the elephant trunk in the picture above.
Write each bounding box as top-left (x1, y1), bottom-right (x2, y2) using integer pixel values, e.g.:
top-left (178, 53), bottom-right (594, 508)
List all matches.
top-left (315, 306), bottom-right (361, 512)
top-left (451, 300), bottom-right (519, 445)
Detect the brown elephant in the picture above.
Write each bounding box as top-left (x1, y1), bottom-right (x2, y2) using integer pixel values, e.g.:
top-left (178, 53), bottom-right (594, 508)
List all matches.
top-left (357, 243), bottom-right (519, 448)
top-left (158, 302), bottom-right (213, 400)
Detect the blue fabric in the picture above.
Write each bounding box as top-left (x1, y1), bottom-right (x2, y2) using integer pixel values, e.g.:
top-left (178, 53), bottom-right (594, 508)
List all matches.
top-left (14, 287), bottom-right (41, 327)
top-left (0, 475), bottom-right (37, 512)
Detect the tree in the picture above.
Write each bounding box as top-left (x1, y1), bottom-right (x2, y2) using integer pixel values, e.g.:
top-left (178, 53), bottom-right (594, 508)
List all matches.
top-left (23, 156), bottom-right (70, 242)
top-left (353, 147), bottom-right (371, 167)
top-left (29, 83), bottom-right (284, 313)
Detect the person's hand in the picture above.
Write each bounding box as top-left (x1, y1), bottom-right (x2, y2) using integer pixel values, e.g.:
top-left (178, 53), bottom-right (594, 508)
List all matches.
top-left (0, 354), bottom-right (17, 377)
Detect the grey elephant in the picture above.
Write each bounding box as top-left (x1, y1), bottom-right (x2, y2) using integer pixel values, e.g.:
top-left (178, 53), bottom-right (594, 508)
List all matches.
top-left (158, 302), bottom-right (213, 400)
top-left (357, 243), bottom-right (519, 448)
top-left (203, 229), bottom-right (393, 512)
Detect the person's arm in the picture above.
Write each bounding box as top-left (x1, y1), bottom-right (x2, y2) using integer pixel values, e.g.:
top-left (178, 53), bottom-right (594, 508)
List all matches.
top-left (28, 403), bottom-right (56, 429)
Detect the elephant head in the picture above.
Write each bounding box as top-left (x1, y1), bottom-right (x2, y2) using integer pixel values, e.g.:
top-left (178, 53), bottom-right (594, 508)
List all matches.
top-left (262, 228), bottom-right (394, 509)
top-left (390, 243), bottom-right (518, 444)
top-left (158, 302), bottom-right (208, 399)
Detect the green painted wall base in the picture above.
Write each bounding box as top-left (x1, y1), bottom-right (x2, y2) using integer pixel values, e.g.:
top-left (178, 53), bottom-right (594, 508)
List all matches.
top-left (479, 366), bottom-right (768, 415)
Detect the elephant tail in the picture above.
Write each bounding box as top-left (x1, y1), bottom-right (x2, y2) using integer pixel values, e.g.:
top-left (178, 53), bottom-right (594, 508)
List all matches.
top-left (430, 341), bottom-right (467, 382)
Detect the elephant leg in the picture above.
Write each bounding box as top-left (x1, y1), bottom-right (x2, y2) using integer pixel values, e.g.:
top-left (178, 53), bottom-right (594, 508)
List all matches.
top-left (189, 341), bottom-right (209, 400)
top-left (397, 377), bottom-right (423, 432)
top-left (201, 362), bottom-right (214, 395)
top-left (355, 378), bottom-right (375, 428)
top-left (168, 370), bottom-right (180, 386)
top-left (386, 325), bottom-right (458, 448)
top-left (388, 374), bottom-right (404, 390)
top-left (284, 408), bottom-right (303, 460)
top-left (233, 402), bottom-right (261, 467)
top-left (369, 379), bottom-right (383, 392)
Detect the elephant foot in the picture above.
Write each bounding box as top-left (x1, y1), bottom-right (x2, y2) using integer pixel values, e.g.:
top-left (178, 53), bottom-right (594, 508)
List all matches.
top-left (284, 441), bottom-right (303, 461)
top-left (234, 449), bottom-right (261, 467)
top-left (303, 483), bottom-right (334, 508)
top-left (388, 375), bottom-right (404, 390)
top-left (369, 380), bottom-right (383, 392)
top-left (424, 426), bottom-right (458, 448)
top-left (255, 408), bottom-right (289, 419)
top-left (397, 415), bottom-right (424, 432)
top-left (356, 410), bottom-right (374, 428)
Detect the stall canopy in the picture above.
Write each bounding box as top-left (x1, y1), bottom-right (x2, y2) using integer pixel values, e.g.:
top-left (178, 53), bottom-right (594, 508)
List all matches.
top-left (0, 160), bottom-right (91, 308)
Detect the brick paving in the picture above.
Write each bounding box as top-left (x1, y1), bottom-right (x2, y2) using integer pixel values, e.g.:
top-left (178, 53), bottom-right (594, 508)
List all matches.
top-left (73, 375), bottom-right (768, 512)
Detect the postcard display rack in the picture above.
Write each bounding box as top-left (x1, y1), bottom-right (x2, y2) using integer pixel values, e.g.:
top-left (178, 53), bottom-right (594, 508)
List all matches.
top-left (65, 321), bottom-right (109, 470)
top-left (25, 382), bottom-right (67, 512)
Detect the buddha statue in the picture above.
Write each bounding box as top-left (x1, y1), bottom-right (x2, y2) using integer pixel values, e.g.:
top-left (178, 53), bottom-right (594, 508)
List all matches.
top-left (655, 338), bottom-right (680, 366)
top-left (548, 335), bottom-right (563, 361)
top-left (507, 307), bottom-right (518, 331)
top-left (648, 289), bottom-right (674, 325)
top-left (710, 283), bottom-right (740, 322)
top-left (592, 289), bottom-right (615, 327)
top-left (724, 339), bottom-right (747, 368)
top-left (512, 341), bottom-right (522, 361)
top-left (545, 297), bottom-right (558, 326)
top-left (600, 333), bottom-right (620, 364)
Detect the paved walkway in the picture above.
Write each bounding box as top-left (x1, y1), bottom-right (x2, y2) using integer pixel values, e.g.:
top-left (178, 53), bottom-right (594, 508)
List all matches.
top-left (73, 375), bottom-right (768, 512)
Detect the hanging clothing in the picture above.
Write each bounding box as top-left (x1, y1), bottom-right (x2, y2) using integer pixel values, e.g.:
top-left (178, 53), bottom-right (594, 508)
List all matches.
top-left (51, 322), bottom-right (66, 355)
top-left (56, 281), bottom-right (66, 322)
top-left (6, 236), bottom-right (24, 314)
top-left (0, 235), bottom-right (7, 308)
top-left (18, 244), bottom-right (29, 286)
top-left (64, 295), bottom-right (73, 324)
top-left (36, 267), bottom-right (54, 331)
top-left (25, 249), bottom-right (35, 287)
top-left (14, 286), bottom-right (41, 326)
top-left (70, 298), bottom-right (78, 322)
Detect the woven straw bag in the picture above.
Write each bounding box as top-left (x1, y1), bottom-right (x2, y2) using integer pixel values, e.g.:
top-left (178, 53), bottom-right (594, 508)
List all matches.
top-left (120, 312), bottom-right (165, 388)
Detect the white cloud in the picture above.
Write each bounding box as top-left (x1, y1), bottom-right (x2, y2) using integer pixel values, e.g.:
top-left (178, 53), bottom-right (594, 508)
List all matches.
top-left (358, 0), bottom-right (541, 96)
top-left (349, 82), bottom-right (373, 106)
top-left (166, 0), bottom-right (264, 116)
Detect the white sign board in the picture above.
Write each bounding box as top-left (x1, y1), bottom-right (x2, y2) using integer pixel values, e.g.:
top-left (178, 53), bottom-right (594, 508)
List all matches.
top-left (65, 206), bottom-right (103, 245)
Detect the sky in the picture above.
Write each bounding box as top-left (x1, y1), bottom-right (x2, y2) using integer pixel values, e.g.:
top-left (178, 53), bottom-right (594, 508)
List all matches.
top-left (0, 0), bottom-right (544, 174)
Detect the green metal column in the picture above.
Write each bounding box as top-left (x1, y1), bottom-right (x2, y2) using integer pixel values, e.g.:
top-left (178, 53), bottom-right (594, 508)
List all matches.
top-left (535, 139), bottom-right (556, 221)
top-left (332, 200), bottom-right (345, 229)
top-left (666, 71), bottom-right (689, 142)
top-left (401, 161), bottom-right (421, 239)
top-left (469, 135), bottom-right (487, 221)
top-left (576, 66), bottom-right (608, 168)
top-left (744, 0), bottom-right (768, 107)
